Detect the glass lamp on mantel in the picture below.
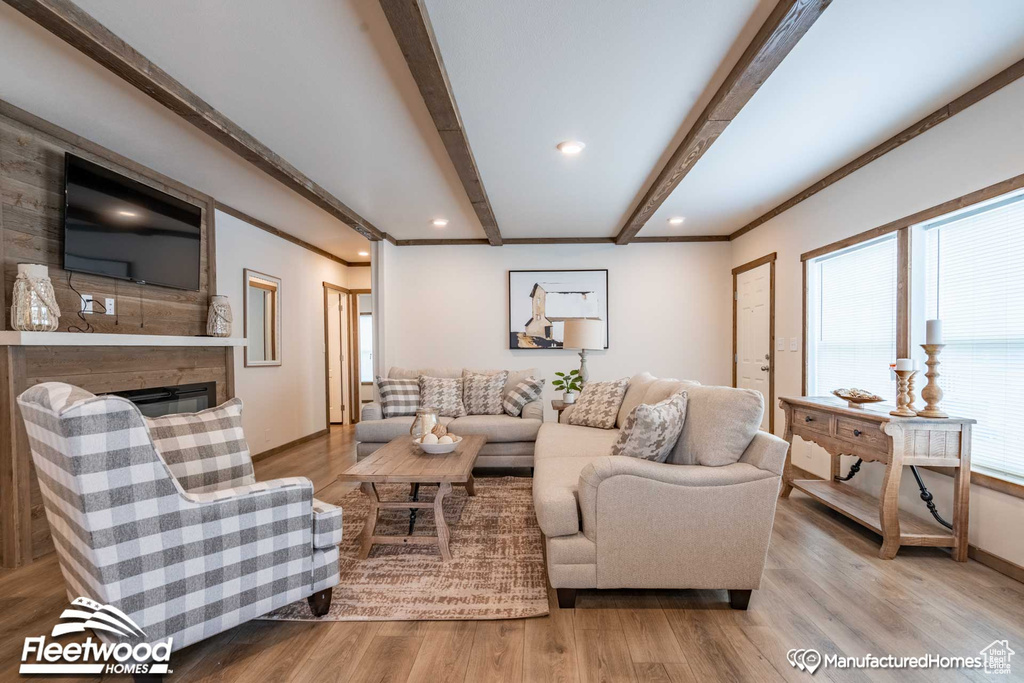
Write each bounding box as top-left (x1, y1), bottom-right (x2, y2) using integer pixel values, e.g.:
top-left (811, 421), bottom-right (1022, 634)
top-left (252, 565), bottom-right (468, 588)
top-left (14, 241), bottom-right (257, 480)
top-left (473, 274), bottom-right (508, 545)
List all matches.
top-left (562, 319), bottom-right (605, 386)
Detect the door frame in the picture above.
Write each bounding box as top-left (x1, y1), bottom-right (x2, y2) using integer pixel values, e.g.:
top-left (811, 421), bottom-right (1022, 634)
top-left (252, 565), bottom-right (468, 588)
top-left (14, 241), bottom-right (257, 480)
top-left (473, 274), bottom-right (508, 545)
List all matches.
top-left (349, 288), bottom-right (371, 424)
top-left (732, 252), bottom-right (777, 433)
top-left (322, 282), bottom-right (359, 427)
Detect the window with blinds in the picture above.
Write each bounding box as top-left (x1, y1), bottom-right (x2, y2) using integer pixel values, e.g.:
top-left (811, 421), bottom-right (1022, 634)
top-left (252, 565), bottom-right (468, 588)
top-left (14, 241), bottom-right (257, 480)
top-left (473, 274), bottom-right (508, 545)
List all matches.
top-left (922, 190), bottom-right (1024, 482)
top-left (808, 235), bottom-right (898, 402)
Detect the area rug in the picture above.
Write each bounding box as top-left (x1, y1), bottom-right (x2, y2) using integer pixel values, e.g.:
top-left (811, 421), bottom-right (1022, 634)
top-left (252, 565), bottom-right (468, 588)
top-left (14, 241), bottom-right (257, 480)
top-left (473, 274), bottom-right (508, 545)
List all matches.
top-left (262, 476), bottom-right (548, 621)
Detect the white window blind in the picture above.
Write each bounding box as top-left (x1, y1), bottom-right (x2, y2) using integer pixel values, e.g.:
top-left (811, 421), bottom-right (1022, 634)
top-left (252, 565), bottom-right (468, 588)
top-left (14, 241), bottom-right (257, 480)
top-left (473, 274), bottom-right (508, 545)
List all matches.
top-left (810, 236), bottom-right (897, 402)
top-left (923, 191), bottom-right (1024, 482)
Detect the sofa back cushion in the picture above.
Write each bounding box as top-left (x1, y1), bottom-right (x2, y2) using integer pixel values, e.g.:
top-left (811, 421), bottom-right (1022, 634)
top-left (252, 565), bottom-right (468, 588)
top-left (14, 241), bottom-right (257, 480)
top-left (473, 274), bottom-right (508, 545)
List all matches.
top-left (668, 385), bottom-right (763, 466)
top-left (389, 366), bottom-right (461, 380)
top-left (616, 372), bottom-right (656, 428)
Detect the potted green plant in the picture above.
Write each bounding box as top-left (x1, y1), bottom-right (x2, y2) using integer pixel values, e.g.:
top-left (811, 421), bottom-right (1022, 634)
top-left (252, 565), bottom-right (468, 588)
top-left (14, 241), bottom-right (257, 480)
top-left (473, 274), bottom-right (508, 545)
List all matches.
top-left (553, 369), bottom-right (582, 404)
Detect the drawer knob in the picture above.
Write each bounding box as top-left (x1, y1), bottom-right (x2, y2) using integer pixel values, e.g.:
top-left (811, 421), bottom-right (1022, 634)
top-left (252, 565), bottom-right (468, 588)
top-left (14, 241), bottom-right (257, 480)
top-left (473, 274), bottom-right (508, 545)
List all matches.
top-left (853, 429), bottom-right (862, 437)
top-left (805, 416), bottom-right (813, 422)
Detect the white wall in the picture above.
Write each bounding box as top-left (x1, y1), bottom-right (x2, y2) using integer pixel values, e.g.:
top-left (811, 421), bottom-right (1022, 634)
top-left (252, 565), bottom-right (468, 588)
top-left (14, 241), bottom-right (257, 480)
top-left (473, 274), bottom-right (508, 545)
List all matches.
top-left (732, 78), bottom-right (1024, 566)
top-left (216, 210), bottom-right (359, 453)
top-left (381, 242), bottom-right (733, 416)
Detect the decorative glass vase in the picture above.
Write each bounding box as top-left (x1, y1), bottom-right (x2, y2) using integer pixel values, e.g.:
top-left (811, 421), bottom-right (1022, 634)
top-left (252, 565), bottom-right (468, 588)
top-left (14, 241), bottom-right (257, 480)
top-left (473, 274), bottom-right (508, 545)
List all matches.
top-left (206, 295), bottom-right (232, 337)
top-left (409, 408), bottom-right (440, 440)
top-left (11, 264), bottom-right (60, 332)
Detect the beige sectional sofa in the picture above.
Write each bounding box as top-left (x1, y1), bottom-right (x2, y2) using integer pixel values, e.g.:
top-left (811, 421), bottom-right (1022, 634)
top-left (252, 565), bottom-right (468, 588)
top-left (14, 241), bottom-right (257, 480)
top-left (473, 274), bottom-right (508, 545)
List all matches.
top-left (532, 372), bottom-right (789, 609)
top-left (357, 367), bottom-right (544, 468)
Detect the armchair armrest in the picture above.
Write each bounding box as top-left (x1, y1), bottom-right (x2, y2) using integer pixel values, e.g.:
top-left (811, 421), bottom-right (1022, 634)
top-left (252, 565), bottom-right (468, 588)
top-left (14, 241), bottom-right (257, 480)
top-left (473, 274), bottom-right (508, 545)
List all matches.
top-left (185, 476), bottom-right (313, 503)
top-left (577, 457), bottom-right (778, 542)
top-left (521, 399), bottom-right (544, 421)
top-left (738, 431), bottom-right (789, 476)
top-left (361, 402), bottom-right (383, 421)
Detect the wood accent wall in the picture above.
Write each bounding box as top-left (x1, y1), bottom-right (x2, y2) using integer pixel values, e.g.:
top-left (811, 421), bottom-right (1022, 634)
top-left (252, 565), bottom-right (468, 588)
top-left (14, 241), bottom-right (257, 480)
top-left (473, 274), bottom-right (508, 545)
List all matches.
top-left (1, 345), bottom-right (234, 567)
top-left (0, 110), bottom-right (214, 335)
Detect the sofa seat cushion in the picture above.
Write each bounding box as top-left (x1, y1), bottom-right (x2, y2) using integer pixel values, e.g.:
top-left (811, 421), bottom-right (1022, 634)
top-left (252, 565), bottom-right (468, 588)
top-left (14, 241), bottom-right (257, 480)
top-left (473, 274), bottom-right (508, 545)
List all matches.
top-left (533, 455), bottom-right (599, 537)
top-left (356, 416), bottom-right (455, 443)
top-left (447, 415), bottom-right (541, 443)
top-left (312, 498), bottom-right (343, 549)
top-left (535, 423), bottom-right (621, 461)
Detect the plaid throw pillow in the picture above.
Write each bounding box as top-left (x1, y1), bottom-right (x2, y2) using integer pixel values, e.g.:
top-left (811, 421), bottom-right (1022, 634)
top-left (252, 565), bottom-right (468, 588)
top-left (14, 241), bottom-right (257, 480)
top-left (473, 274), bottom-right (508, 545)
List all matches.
top-left (146, 397), bottom-right (255, 493)
top-left (503, 376), bottom-right (544, 416)
top-left (567, 377), bottom-right (630, 430)
top-left (611, 391), bottom-right (688, 462)
top-left (419, 376), bottom-right (467, 418)
top-left (377, 376), bottom-right (420, 418)
top-left (463, 370), bottom-right (508, 415)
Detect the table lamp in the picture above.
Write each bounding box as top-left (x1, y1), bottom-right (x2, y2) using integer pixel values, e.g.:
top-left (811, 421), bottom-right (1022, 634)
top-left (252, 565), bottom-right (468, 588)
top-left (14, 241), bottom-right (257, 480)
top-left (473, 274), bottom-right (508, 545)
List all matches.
top-left (562, 319), bottom-right (604, 385)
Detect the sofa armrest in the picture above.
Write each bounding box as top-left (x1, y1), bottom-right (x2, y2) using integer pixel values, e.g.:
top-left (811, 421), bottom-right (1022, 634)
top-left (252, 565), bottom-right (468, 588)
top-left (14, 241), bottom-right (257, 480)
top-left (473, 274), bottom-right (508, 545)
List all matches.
top-left (361, 401), bottom-right (383, 422)
top-left (521, 399), bottom-right (544, 421)
top-left (559, 404), bottom-right (575, 423)
top-left (577, 457), bottom-right (778, 542)
top-left (739, 431), bottom-right (789, 476)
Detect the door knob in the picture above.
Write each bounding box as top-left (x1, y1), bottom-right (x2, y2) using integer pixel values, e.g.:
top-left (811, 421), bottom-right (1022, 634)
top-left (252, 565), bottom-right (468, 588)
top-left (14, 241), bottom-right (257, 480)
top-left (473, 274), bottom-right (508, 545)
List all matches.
top-left (760, 365), bottom-right (770, 372)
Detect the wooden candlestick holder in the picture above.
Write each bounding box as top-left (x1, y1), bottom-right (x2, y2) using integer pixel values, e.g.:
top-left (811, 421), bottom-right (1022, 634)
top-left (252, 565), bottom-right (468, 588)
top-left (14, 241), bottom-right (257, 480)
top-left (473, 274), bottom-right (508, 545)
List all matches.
top-left (917, 344), bottom-right (948, 418)
top-left (890, 369), bottom-right (918, 417)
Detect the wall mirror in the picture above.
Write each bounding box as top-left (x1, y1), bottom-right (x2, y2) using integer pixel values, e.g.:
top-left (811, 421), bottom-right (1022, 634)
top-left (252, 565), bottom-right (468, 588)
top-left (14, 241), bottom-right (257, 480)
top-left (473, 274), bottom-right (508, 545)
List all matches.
top-left (244, 269), bottom-right (282, 367)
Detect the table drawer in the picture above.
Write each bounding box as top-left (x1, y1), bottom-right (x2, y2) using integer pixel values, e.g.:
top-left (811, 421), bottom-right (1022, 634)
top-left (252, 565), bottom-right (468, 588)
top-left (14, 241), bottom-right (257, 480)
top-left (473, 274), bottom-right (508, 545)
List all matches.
top-left (793, 407), bottom-right (831, 435)
top-left (835, 416), bottom-right (887, 449)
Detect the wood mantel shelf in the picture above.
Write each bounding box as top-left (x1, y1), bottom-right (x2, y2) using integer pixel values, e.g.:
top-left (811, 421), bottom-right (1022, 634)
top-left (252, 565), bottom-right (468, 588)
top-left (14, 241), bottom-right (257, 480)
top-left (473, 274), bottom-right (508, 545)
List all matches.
top-left (779, 396), bottom-right (975, 561)
top-left (0, 332), bottom-right (247, 347)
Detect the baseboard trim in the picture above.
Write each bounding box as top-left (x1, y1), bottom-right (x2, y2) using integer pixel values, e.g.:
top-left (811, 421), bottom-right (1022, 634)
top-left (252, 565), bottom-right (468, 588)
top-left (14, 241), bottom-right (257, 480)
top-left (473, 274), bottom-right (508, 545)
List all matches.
top-left (252, 428), bottom-right (329, 463)
top-left (785, 463), bottom-right (1024, 585)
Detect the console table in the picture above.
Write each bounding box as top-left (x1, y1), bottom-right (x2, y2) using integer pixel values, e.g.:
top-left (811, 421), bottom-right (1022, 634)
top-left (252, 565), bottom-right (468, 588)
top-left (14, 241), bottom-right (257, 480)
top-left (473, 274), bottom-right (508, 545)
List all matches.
top-left (779, 396), bottom-right (974, 561)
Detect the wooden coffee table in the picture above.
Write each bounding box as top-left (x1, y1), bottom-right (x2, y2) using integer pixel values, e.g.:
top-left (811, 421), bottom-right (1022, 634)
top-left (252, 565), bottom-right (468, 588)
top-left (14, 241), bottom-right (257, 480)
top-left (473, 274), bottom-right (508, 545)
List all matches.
top-left (336, 434), bottom-right (486, 561)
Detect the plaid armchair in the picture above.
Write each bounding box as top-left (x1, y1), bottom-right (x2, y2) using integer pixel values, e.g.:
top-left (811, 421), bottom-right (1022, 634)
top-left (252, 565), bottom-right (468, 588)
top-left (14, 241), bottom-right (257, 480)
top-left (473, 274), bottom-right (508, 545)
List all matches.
top-left (17, 382), bottom-right (342, 653)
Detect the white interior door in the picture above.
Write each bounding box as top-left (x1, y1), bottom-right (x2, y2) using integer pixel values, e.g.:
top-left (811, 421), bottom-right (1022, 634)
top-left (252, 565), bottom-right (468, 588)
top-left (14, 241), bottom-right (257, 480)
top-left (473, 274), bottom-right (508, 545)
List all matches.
top-left (327, 290), bottom-right (349, 424)
top-left (736, 262), bottom-right (771, 431)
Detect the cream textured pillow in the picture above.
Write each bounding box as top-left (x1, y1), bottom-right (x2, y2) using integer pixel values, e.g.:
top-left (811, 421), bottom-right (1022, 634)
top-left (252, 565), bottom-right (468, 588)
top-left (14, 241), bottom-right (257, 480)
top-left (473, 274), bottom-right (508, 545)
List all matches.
top-left (418, 376), bottom-right (467, 418)
top-left (611, 392), bottom-right (688, 462)
top-left (463, 370), bottom-right (508, 415)
top-left (567, 378), bottom-right (630, 430)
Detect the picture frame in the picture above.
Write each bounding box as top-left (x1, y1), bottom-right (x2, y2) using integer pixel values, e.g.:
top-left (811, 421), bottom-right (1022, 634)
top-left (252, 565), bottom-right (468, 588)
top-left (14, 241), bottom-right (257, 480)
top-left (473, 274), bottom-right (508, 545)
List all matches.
top-left (508, 269), bottom-right (609, 350)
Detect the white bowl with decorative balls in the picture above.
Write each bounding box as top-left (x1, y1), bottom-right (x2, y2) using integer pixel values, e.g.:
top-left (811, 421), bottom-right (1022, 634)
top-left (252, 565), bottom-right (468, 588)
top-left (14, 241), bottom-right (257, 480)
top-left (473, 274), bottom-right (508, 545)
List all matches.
top-left (415, 433), bottom-right (462, 454)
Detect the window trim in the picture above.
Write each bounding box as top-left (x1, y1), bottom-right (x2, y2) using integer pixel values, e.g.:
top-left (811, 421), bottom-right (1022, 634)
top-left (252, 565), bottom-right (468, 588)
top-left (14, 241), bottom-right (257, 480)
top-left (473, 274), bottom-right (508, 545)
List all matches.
top-left (799, 172), bottom-right (1024, 501)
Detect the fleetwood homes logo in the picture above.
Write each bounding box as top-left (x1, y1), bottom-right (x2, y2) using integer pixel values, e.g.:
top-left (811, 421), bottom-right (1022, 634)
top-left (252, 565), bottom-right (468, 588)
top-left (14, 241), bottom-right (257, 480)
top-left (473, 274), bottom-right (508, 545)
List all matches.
top-left (20, 597), bottom-right (172, 676)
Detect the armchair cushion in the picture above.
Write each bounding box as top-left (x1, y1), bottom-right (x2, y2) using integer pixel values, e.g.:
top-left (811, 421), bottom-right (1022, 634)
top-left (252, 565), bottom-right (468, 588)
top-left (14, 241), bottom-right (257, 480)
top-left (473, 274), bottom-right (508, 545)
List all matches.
top-left (312, 499), bottom-right (344, 549)
top-left (146, 398), bottom-right (255, 493)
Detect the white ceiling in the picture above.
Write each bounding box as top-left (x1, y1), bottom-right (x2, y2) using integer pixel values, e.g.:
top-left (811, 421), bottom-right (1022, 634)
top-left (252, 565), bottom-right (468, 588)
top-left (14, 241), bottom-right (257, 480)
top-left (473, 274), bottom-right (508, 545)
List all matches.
top-left (642, 0), bottom-right (1024, 237)
top-left (4, 1), bottom-right (1024, 247)
top-left (424, 0), bottom-right (776, 238)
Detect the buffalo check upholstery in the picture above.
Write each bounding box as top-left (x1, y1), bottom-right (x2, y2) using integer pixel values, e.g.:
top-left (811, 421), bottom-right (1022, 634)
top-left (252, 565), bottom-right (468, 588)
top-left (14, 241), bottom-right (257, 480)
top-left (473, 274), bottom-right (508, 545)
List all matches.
top-left (16, 382), bottom-right (341, 653)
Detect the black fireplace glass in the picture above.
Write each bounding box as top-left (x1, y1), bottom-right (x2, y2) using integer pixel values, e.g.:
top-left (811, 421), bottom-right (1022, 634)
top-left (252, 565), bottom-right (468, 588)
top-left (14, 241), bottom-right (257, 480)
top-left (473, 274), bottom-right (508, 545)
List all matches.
top-left (111, 382), bottom-right (217, 418)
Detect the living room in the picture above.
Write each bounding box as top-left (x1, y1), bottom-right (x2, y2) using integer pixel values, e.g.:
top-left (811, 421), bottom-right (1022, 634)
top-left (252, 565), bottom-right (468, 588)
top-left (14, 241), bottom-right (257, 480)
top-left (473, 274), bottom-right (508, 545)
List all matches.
top-left (1, 1), bottom-right (1023, 681)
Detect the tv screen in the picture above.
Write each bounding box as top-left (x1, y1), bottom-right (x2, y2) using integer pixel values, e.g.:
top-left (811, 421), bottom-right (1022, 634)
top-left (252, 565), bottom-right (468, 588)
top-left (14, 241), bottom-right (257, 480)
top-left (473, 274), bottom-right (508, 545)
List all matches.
top-left (63, 154), bottom-right (202, 291)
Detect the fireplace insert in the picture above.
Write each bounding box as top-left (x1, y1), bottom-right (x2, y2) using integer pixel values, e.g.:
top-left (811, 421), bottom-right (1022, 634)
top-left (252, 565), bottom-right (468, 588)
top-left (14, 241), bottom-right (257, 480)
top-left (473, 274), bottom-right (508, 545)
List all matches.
top-left (112, 382), bottom-right (217, 418)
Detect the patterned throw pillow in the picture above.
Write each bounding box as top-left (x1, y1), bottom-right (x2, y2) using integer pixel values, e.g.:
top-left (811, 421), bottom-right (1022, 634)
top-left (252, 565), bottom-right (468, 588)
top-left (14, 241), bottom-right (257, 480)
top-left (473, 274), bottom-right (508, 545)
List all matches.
top-left (611, 391), bottom-right (688, 462)
top-left (567, 377), bottom-right (630, 430)
top-left (463, 370), bottom-right (508, 415)
top-left (376, 376), bottom-right (420, 418)
top-left (146, 398), bottom-right (255, 493)
top-left (419, 376), bottom-right (467, 418)
top-left (503, 376), bottom-right (545, 416)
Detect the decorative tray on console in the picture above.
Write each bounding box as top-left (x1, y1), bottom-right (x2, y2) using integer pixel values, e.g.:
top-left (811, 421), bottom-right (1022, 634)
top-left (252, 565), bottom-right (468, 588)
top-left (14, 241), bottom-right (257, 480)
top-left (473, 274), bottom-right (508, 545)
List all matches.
top-left (831, 388), bottom-right (884, 410)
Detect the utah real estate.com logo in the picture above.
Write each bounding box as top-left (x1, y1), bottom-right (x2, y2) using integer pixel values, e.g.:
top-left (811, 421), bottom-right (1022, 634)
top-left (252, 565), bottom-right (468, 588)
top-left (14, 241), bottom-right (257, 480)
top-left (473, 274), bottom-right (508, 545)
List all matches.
top-left (20, 597), bottom-right (173, 676)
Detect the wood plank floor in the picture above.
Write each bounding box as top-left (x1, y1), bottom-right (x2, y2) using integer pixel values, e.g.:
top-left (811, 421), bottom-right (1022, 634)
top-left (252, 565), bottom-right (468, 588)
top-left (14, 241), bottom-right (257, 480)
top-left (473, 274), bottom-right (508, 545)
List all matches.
top-left (2, 425), bottom-right (1023, 682)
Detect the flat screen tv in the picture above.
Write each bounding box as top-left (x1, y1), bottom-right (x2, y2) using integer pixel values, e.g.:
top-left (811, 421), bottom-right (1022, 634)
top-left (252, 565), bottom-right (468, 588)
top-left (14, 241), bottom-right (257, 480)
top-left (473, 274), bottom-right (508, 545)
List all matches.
top-left (63, 153), bottom-right (202, 291)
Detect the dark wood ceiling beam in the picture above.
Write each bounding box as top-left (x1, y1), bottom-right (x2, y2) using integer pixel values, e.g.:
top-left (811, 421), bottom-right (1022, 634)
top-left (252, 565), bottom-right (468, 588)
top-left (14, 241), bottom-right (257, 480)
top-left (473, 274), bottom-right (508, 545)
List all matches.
top-left (379, 0), bottom-right (503, 246)
top-left (4, 0), bottom-right (385, 242)
top-left (729, 56), bottom-right (1024, 240)
top-left (393, 235), bottom-right (729, 246)
top-left (615, 0), bottom-right (831, 245)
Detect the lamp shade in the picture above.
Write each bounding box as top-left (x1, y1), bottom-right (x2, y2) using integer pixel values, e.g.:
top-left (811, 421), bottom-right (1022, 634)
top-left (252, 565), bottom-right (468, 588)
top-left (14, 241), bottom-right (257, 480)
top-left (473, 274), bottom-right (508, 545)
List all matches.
top-left (562, 319), bottom-right (604, 350)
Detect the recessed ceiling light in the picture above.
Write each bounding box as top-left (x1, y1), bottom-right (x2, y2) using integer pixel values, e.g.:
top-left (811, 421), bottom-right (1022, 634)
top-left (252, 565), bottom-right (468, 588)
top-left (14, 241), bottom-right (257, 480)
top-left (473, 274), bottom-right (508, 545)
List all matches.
top-left (358, 251), bottom-right (369, 257)
top-left (116, 210), bottom-right (138, 217)
top-left (557, 140), bottom-right (585, 155)
top-left (668, 216), bottom-right (685, 226)
top-left (432, 218), bottom-right (449, 227)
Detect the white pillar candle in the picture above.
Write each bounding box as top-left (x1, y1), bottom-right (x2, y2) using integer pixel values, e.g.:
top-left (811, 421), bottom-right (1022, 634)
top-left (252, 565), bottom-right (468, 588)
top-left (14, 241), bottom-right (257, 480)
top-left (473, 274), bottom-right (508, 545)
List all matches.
top-left (926, 319), bottom-right (943, 345)
top-left (895, 358), bottom-right (914, 371)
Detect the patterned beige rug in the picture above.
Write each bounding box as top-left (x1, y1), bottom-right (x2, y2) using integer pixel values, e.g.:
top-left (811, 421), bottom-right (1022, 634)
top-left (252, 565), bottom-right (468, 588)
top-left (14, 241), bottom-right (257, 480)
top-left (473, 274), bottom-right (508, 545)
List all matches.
top-left (262, 476), bottom-right (548, 621)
